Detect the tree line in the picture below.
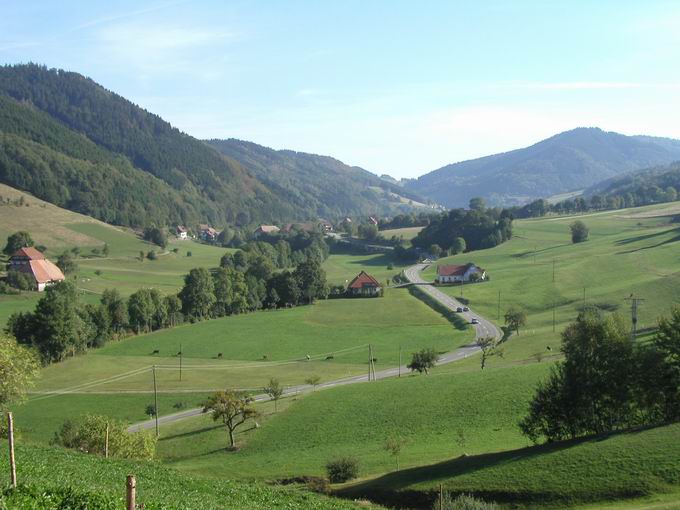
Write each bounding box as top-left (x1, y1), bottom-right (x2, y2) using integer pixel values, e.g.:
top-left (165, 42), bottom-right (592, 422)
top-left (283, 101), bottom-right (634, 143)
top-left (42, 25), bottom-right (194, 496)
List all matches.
top-left (5, 254), bottom-right (329, 364)
top-left (521, 307), bottom-right (680, 443)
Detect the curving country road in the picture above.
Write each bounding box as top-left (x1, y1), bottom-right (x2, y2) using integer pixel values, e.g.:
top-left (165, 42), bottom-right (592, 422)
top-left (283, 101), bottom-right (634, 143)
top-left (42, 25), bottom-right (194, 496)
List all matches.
top-left (128, 263), bottom-right (501, 432)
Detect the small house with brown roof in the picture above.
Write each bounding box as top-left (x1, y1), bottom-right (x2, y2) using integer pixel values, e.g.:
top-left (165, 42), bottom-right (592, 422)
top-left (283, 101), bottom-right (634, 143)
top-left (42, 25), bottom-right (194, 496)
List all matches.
top-left (199, 224), bottom-right (220, 242)
top-left (9, 247), bottom-right (65, 291)
top-left (176, 225), bottom-right (189, 240)
top-left (346, 270), bottom-right (382, 297)
top-left (436, 263), bottom-right (485, 284)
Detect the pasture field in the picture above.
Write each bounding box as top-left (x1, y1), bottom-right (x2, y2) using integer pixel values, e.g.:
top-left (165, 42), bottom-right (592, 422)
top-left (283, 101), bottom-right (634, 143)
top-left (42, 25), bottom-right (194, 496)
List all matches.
top-left (156, 362), bottom-right (548, 480)
top-left (422, 203), bottom-right (680, 366)
top-left (0, 443), bottom-right (380, 510)
top-left (379, 226), bottom-right (423, 241)
top-left (345, 421), bottom-right (680, 508)
top-left (17, 286), bottom-right (472, 443)
top-left (322, 252), bottom-right (405, 285)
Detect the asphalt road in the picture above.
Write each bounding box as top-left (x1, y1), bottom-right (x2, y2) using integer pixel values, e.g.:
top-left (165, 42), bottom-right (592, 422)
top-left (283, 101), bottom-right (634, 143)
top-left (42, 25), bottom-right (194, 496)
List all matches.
top-left (128, 263), bottom-right (501, 432)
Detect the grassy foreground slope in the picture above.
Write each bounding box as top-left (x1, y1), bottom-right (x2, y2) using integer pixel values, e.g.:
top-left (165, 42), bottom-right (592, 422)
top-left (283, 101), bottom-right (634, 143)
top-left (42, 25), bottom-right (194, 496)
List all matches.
top-left (1, 443), bottom-right (378, 509)
top-left (343, 422), bottom-right (680, 508)
top-left (157, 363), bottom-right (548, 480)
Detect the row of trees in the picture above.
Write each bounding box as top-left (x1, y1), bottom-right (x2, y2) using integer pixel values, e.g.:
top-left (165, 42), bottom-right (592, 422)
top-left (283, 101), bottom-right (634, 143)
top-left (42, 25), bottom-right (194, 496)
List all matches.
top-left (5, 255), bottom-right (330, 363)
top-left (520, 307), bottom-right (680, 442)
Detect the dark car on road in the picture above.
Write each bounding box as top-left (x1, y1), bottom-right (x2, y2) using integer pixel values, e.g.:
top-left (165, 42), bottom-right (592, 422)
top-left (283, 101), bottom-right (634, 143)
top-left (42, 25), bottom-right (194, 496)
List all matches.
top-left (456, 307), bottom-right (463, 312)
top-left (471, 318), bottom-right (479, 324)
top-left (463, 306), bottom-right (470, 312)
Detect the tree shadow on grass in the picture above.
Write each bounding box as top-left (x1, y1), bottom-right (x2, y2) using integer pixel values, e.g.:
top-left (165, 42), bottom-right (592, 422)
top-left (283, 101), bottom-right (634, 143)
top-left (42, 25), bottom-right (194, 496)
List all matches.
top-left (338, 427), bottom-right (660, 509)
top-left (159, 423), bottom-right (223, 442)
top-left (615, 229), bottom-right (680, 254)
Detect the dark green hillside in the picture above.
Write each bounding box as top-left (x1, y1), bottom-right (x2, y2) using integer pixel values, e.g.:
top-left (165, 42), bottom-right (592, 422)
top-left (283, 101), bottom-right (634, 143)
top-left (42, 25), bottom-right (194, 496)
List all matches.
top-left (207, 138), bottom-right (432, 218)
top-left (0, 95), bottom-right (209, 227)
top-left (586, 161), bottom-right (680, 202)
top-left (407, 127), bottom-right (680, 208)
top-left (0, 64), bottom-right (297, 225)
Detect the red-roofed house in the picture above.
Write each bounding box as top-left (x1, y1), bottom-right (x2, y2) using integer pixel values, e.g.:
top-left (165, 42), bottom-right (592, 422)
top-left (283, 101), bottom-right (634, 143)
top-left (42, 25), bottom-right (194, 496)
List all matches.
top-left (9, 248), bottom-right (65, 291)
top-left (198, 224), bottom-right (220, 242)
top-left (436, 263), bottom-right (485, 284)
top-left (346, 271), bottom-right (382, 297)
top-left (176, 225), bottom-right (189, 240)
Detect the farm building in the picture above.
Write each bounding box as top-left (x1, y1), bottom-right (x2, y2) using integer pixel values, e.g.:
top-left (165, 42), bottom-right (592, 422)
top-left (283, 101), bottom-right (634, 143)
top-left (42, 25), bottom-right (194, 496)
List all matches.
top-left (199, 224), bottom-right (220, 242)
top-left (436, 263), bottom-right (486, 284)
top-left (176, 225), bottom-right (189, 240)
top-left (9, 247), bottom-right (65, 291)
top-left (347, 271), bottom-right (382, 297)
top-left (254, 225), bottom-right (281, 237)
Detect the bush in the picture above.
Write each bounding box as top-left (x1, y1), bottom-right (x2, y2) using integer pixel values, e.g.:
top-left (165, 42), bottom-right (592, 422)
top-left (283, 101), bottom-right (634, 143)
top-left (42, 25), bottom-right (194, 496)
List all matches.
top-left (325, 457), bottom-right (359, 483)
top-left (0, 281), bottom-right (20, 295)
top-left (147, 250), bottom-right (157, 260)
top-left (435, 493), bottom-right (498, 510)
top-left (53, 415), bottom-right (157, 460)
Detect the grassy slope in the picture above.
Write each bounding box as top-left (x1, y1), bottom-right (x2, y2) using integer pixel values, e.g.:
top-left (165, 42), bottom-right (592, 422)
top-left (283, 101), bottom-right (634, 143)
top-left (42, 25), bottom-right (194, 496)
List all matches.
top-left (421, 203), bottom-right (680, 366)
top-left (18, 287), bottom-right (472, 443)
top-left (344, 423), bottom-right (680, 508)
top-left (379, 226), bottom-right (424, 241)
top-left (1, 443), bottom-right (379, 510)
top-left (156, 363), bottom-right (548, 480)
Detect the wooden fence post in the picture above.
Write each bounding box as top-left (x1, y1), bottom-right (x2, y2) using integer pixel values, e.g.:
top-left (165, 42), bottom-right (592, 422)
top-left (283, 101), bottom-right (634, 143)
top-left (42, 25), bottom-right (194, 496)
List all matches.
top-left (105, 424), bottom-right (109, 458)
top-left (126, 474), bottom-right (136, 510)
top-left (7, 412), bottom-right (16, 488)
top-left (439, 483), bottom-right (443, 510)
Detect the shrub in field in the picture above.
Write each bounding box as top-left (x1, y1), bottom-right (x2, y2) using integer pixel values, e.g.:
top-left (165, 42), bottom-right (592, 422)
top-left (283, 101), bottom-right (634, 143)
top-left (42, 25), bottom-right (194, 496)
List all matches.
top-left (434, 493), bottom-right (497, 510)
top-left (53, 414), bottom-right (157, 460)
top-left (325, 457), bottom-right (359, 483)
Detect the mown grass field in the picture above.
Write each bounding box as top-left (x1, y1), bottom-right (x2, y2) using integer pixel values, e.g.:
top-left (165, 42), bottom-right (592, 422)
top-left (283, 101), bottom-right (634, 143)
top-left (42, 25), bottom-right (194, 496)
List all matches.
top-left (154, 362), bottom-right (548, 480)
top-left (379, 226), bottom-right (423, 241)
top-left (0, 443), bottom-right (380, 509)
top-left (422, 203), bottom-right (680, 366)
top-left (344, 422), bottom-right (680, 509)
top-left (17, 286), bottom-right (471, 444)
top-left (322, 252), bottom-right (405, 285)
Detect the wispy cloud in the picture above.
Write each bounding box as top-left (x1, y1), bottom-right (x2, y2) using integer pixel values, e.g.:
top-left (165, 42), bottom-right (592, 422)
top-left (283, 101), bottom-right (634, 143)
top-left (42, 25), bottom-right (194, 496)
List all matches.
top-left (74, 1), bottom-right (192, 31)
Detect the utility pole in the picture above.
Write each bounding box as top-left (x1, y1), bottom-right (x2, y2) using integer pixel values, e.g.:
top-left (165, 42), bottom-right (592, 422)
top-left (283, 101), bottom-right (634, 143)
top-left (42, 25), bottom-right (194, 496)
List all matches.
top-left (368, 345), bottom-right (372, 382)
top-left (625, 294), bottom-right (645, 340)
top-left (552, 300), bottom-right (556, 332)
top-left (7, 412), bottom-right (16, 488)
top-left (152, 365), bottom-right (159, 437)
top-left (583, 287), bottom-right (586, 308)
top-left (179, 343), bottom-right (182, 382)
top-left (552, 259), bottom-right (555, 283)
top-left (534, 245), bottom-right (537, 264)
top-left (497, 290), bottom-right (501, 321)
top-left (398, 345), bottom-right (402, 378)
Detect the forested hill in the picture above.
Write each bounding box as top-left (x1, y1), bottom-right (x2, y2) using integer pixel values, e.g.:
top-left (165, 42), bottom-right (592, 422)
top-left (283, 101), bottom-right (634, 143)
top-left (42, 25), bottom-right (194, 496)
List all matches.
top-left (207, 138), bottom-right (432, 219)
top-left (406, 127), bottom-right (680, 208)
top-left (0, 64), bottom-right (426, 229)
top-left (585, 161), bottom-right (680, 201)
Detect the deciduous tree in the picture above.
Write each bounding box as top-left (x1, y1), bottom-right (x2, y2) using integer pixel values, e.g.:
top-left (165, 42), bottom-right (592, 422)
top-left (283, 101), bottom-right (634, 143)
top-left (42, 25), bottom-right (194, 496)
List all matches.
top-left (203, 390), bottom-right (258, 449)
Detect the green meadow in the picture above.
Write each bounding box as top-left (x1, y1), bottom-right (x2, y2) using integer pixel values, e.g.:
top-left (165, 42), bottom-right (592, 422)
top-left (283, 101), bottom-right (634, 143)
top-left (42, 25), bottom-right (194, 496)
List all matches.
top-left (422, 204), bottom-right (680, 366)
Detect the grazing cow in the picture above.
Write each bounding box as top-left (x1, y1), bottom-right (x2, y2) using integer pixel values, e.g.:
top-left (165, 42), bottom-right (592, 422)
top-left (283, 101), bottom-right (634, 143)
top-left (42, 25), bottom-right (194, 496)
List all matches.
top-left (262, 355), bottom-right (268, 360)
top-left (371, 357), bottom-right (378, 363)
top-left (306, 354), bottom-right (311, 361)
top-left (546, 346), bottom-right (552, 352)
top-left (217, 352), bottom-right (223, 359)
top-left (152, 349), bottom-right (160, 355)
top-left (325, 355), bottom-right (334, 360)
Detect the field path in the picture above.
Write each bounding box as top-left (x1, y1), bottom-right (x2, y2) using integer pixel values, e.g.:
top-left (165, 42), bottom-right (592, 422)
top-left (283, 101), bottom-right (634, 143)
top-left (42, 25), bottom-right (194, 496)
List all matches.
top-left (128, 263), bottom-right (502, 432)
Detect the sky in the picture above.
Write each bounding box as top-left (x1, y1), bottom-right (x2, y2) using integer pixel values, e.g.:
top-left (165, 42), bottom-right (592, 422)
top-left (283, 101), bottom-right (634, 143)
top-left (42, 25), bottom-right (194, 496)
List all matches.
top-left (1, 0), bottom-right (680, 178)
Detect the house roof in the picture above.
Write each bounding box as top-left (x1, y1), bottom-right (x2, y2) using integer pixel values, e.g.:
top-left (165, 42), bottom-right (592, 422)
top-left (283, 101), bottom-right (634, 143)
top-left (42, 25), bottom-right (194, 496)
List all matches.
top-left (438, 263), bottom-right (477, 276)
top-left (11, 247), bottom-right (45, 260)
top-left (256, 225), bottom-right (280, 234)
top-left (19, 259), bottom-right (65, 284)
top-left (347, 271), bottom-right (382, 289)
top-left (176, 225), bottom-right (188, 233)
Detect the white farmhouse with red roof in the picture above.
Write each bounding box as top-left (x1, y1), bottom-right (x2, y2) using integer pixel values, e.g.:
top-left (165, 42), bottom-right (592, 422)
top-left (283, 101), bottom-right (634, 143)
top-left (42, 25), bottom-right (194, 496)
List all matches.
top-left (346, 271), bottom-right (382, 297)
top-left (9, 247), bottom-right (65, 291)
top-left (436, 263), bottom-right (486, 284)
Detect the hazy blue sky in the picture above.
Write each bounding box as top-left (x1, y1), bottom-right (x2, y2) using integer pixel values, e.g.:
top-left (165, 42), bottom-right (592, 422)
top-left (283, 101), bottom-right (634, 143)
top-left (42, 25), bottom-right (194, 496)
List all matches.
top-left (2, 1), bottom-right (680, 178)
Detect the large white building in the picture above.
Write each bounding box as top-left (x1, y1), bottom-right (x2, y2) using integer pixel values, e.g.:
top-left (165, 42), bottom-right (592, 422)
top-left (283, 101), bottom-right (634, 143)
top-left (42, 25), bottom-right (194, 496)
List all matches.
top-left (436, 263), bottom-right (486, 284)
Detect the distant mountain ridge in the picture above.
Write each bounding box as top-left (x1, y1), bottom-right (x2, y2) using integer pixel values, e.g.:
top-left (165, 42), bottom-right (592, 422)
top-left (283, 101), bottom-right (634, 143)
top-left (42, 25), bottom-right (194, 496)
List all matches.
top-left (406, 128), bottom-right (680, 208)
top-left (206, 138), bottom-right (434, 219)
